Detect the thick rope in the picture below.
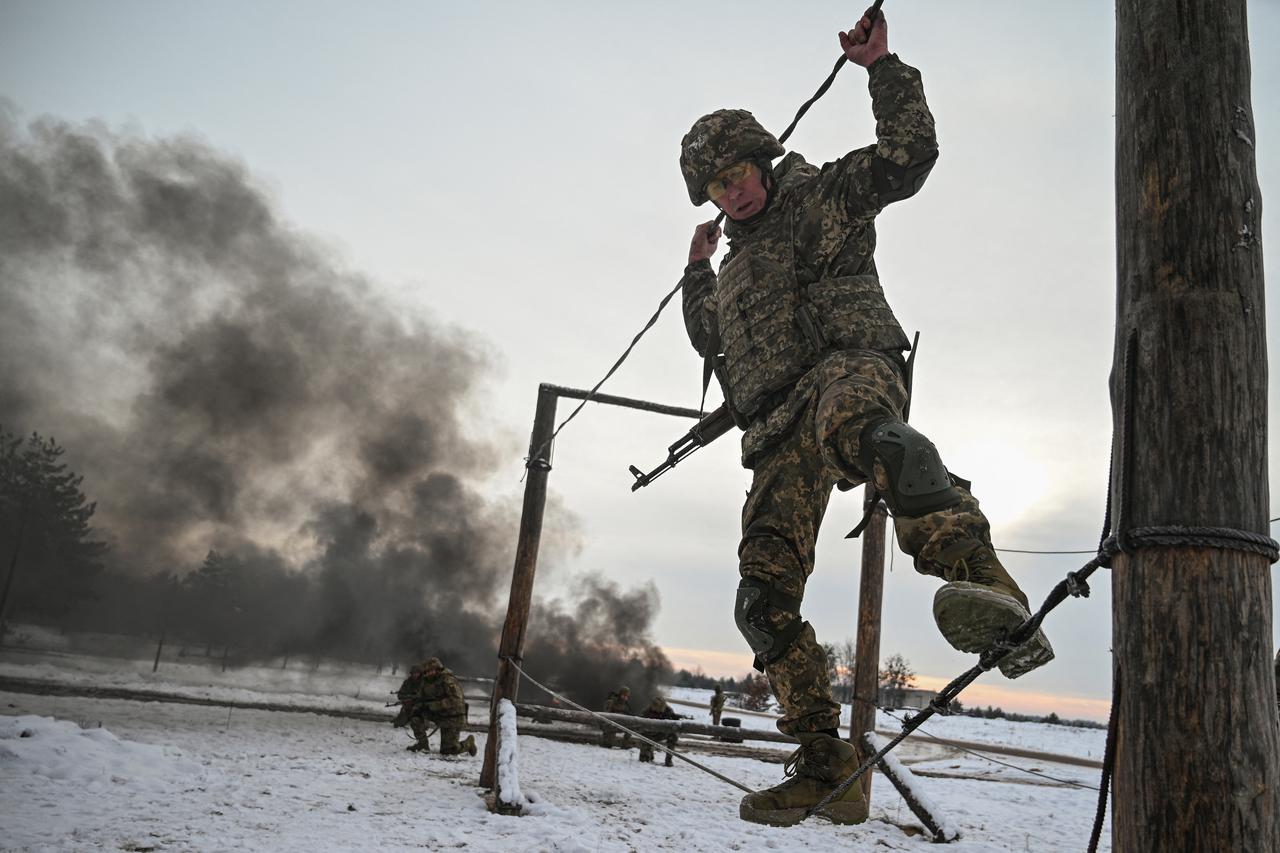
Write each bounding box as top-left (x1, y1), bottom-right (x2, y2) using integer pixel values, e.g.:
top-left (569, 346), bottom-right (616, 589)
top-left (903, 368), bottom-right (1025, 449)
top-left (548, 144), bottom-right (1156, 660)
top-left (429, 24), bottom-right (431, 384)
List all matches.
top-left (1086, 668), bottom-right (1121, 853)
top-left (499, 656), bottom-right (755, 794)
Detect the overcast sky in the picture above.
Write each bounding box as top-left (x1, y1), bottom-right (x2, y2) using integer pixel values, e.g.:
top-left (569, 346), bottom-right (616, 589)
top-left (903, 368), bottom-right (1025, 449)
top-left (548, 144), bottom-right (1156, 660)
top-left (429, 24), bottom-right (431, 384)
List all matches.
top-left (3, 0), bottom-right (1277, 719)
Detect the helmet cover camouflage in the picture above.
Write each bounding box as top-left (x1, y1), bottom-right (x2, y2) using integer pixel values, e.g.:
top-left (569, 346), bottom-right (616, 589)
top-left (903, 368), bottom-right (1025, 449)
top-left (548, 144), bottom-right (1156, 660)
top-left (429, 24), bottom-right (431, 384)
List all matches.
top-left (423, 657), bottom-right (443, 672)
top-left (680, 109), bottom-right (785, 205)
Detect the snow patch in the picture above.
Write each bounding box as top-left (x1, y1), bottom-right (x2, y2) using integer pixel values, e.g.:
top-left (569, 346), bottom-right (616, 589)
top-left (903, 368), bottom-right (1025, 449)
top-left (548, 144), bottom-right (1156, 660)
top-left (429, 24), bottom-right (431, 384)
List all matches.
top-left (0, 714), bottom-right (202, 793)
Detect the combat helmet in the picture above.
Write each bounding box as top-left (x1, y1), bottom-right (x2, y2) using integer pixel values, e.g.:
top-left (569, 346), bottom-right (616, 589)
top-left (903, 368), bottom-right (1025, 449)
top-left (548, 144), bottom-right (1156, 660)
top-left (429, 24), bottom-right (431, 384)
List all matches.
top-left (680, 109), bottom-right (784, 205)
top-left (423, 657), bottom-right (443, 672)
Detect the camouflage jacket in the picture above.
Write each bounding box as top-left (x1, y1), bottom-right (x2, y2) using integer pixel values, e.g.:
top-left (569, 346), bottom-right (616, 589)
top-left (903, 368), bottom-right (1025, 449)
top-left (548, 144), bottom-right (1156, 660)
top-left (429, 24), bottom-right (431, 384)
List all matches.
top-left (710, 691), bottom-right (726, 712)
top-left (604, 692), bottom-right (633, 715)
top-left (417, 669), bottom-right (467, 718)
top-left (642, 700), bottom-right (681, 721)
top-left (680, 54), bottom-right (937, 466)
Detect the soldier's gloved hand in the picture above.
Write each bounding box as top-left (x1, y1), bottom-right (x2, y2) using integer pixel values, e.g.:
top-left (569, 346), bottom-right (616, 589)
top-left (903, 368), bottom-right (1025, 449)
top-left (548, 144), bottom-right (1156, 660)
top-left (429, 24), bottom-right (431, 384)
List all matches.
top-left (839, 6), bottom-right (889, 68)
top-left (688, 220), bottom-right (722, 264)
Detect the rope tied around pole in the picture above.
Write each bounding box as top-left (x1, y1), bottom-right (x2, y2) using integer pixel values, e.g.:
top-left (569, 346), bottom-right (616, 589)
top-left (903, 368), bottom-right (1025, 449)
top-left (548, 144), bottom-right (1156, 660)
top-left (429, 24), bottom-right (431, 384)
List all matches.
top-left (497, 656), bottom-right (756, 795)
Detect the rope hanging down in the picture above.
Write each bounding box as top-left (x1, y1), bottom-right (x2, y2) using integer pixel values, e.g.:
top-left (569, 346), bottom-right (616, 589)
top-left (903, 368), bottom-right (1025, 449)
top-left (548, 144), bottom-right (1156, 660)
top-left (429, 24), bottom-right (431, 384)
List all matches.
top-left (498, 656), bottom-right (755, 795)
top-left (527, 3), bottom-right (883, 466)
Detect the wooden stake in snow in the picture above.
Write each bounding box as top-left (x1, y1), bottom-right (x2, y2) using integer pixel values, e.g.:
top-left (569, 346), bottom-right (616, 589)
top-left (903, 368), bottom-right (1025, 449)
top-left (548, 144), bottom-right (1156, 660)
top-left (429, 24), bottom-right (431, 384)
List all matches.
top-left (1112, 2), bottom-right (1278, 849)
top-left (861, 732), bottom-right (957, 843)
top-left (494, 699), bottom-right (527, 815)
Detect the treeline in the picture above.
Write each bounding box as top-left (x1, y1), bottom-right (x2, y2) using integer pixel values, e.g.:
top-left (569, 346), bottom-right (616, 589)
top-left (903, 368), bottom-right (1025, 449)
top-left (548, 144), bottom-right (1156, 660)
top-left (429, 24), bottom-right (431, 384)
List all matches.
top-left (0, 425), bottom-right (462, 667)
top-left (952, 702), bottom-right (1106, 730)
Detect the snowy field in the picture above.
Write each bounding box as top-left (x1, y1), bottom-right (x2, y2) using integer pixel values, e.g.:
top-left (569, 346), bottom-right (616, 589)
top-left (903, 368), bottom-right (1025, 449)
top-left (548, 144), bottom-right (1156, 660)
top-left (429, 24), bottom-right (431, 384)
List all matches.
top-left (1, 642), bottom-right (1111, 851)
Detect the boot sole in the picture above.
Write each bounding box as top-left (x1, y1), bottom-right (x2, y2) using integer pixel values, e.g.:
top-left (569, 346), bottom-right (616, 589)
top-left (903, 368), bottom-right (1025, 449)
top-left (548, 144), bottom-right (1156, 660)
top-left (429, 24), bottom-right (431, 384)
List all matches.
top-left (933, 583), bottom-right (1055, 678)
top-left (739, 802), bottom-right (808, 827)
top-left (739, 799), bottom-right (868, 827)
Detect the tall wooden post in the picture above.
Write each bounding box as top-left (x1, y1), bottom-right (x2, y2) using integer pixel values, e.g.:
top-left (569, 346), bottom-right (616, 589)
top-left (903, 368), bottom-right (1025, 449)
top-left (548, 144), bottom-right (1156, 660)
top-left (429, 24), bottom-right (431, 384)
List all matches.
top-left (480, 384), bottom-right (558, 790)
top-left (850, 492), bottom-right (888, 802)
top-left (1113, 2), bottom-right (1277, 849)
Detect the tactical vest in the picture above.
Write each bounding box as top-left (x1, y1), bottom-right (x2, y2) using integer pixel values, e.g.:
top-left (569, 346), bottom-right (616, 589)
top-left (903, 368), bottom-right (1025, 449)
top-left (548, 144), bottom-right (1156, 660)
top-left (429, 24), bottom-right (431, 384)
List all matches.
top-left (713, 246), bottom-right (909, 421)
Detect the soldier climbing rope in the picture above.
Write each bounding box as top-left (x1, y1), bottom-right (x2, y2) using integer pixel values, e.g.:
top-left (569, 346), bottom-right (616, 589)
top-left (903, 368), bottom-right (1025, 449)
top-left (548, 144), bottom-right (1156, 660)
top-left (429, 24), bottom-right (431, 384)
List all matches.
top-left (524, 0), bottom-right (885, 469)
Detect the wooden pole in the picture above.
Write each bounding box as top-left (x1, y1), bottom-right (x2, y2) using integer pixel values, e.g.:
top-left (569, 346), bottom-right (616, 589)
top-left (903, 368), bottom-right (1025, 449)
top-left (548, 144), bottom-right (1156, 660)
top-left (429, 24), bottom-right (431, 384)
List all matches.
top-left (850, 492), bottom-right (887, 804)
top-left (0, 512), bottom-right (27, 642)
top-left (480, 384), bottom-right (558, 791)
top-left (1113, 2), bottom-right (1277, 849)
top-left (152, 627), bottom-right (165, 673)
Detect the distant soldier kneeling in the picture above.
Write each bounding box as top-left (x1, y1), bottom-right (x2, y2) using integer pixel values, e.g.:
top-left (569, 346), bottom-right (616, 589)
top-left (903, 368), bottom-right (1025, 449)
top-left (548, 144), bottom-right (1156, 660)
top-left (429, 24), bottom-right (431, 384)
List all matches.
top-left (392, 662), bottom-right (430, 752)
top-left (411, 657), bottom-right (477, 757)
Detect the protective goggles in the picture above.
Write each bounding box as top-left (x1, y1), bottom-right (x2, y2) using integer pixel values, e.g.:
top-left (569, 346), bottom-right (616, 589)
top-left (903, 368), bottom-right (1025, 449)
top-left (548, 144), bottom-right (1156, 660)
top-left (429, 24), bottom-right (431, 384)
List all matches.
top-left (705, 161), bottom-right (757, 202)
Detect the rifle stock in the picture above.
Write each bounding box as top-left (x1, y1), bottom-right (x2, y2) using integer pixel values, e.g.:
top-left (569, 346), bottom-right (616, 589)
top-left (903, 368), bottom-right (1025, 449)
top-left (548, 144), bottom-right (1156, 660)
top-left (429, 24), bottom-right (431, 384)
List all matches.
top-left (629, 403), bottom-right (736, 491)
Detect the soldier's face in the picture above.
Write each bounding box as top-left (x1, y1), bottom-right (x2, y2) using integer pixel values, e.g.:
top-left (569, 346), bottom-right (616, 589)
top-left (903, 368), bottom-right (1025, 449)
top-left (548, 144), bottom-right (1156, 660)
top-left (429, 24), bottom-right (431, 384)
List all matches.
top-left (709, 162), bottom-right (768, 221)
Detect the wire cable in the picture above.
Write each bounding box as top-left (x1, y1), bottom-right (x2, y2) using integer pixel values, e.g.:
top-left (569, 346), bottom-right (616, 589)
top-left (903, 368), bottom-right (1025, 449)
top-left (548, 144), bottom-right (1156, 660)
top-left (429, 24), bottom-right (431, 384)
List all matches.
top-left (500, 656), bottom-right (756, 794)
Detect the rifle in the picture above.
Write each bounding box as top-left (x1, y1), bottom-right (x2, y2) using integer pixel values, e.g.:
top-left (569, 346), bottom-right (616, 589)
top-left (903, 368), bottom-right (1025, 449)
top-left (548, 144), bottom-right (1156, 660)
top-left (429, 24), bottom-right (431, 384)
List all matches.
top-left (629, 403), bottom-right (737, 491)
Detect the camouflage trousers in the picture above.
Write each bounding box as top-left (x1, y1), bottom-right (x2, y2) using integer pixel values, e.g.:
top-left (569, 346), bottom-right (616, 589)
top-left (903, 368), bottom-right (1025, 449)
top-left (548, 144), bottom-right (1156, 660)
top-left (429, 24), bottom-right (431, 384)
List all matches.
top-left (638, 732), bottom-right (678, 765)
top-left (409, 714), bottom-right (470, 753)
top-left (740, 351), bottom-right (995, 735)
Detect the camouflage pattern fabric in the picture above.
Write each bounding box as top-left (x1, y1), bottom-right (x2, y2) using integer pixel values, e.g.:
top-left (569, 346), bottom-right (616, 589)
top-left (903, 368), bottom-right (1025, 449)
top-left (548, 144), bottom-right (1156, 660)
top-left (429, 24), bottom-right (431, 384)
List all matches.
top-left (680, 109), bottom-right (785, 205)
top-left (601, 690), bottom-right (634, 748)
top-left (417, 668), bottom-right (467, 718)
top-left (710, 688), bottom-right (725, 726)
top-left (740, 352), bottom-right (996, 734)
top-left (678, 56), bottom-right (1010, 737)
top-left (637, 698), bottom-right (681, 765)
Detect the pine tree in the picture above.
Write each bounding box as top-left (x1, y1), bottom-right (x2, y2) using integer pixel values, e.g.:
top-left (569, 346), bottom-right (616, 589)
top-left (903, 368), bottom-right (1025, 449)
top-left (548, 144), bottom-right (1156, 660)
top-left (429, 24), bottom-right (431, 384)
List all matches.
top-left (0, 427), bottom-right (107, 628)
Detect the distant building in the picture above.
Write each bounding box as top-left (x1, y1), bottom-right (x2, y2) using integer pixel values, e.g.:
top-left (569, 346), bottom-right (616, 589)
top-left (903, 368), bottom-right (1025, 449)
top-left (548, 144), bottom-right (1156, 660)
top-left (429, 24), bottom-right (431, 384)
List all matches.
top-left (878, 686), bottom-right (938, 711)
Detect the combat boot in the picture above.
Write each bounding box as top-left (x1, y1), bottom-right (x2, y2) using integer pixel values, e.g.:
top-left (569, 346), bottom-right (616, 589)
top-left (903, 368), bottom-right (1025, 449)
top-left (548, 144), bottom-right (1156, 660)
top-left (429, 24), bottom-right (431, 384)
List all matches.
top-left (461, 734), bottom-right (477, 757)
top-left (739, 732), bottom-right (868, 827)
top-left (406, 741), bottom-right (430, 753)
top-left (932, 541), bottom-right (1054, 678)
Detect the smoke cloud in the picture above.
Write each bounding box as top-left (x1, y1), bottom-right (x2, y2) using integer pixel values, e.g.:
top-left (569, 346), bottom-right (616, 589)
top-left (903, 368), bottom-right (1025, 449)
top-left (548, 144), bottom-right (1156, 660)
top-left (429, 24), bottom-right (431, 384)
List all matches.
top-left (0, 107), bottom-right (670, 703)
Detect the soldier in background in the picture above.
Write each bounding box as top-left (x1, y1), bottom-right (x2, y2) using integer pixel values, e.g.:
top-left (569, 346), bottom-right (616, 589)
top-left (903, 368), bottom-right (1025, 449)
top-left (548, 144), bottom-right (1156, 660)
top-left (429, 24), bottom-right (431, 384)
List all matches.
top-left (392, 662), bottom-right (430, 752)
top-left (600, 686), bottom-right (633, 749)
top-left (676, 7), bottom-right (1051, 826)
top-left (710, 684), bottom-right (726, 726)
top-left (637, 694), bottom-right (683, 767)
top-left (414, 657), bottom-right (477, 757)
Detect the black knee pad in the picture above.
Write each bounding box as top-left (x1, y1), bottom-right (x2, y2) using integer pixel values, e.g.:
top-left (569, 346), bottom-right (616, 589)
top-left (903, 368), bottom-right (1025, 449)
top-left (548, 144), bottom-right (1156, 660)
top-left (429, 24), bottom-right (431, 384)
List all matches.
top-left (734, 577), bottom-right (806, 668)
top-left (858, 417), bottom-right (964, 517)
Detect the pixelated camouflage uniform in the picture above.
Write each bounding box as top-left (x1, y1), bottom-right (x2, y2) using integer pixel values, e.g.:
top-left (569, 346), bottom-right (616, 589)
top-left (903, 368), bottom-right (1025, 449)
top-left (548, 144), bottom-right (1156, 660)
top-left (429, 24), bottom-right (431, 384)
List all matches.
top-left (414, 665), bottom-right (473, 755)
top-left (600, 689), bottom-right (633, 748)
top-left (637, 697), bottom-right (681, 766)
top-left (680, 54), bottom-right (1008, 737)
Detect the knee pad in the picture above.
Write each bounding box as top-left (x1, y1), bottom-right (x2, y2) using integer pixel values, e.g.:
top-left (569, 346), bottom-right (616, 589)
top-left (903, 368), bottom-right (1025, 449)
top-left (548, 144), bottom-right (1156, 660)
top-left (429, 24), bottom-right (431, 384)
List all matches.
top-left (734, 577), bottom-right (806, 667)
top-left (858, 417), bottom-right (964, 518)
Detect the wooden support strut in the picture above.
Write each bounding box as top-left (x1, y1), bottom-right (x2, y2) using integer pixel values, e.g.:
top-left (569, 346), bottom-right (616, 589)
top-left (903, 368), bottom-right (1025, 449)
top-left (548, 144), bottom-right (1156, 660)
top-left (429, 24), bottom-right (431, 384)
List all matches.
top-left (480, 384), bottom-right (558, 792)
top-left (479, 383), bottom-right (703, 792)
top-left (850, 491), bottom-right (888, 803)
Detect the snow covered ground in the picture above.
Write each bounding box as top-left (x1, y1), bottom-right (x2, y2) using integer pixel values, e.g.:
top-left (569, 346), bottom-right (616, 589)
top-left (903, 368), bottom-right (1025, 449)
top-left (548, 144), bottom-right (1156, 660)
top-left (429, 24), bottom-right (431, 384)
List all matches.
top-left (0, 646), bottom-right (1111, 851)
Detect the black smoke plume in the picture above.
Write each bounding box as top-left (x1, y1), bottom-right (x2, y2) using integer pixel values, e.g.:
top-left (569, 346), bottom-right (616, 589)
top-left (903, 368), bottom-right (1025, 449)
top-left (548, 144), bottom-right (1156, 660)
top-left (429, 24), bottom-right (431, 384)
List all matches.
top-left (0, 107), bottom-right (670, 703)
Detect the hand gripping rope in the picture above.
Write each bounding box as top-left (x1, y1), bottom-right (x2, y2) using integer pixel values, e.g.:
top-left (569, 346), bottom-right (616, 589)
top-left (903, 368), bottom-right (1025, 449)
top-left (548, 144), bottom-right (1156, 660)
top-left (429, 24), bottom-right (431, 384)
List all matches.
top-left (525, 1), bottom-right (885, 467)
